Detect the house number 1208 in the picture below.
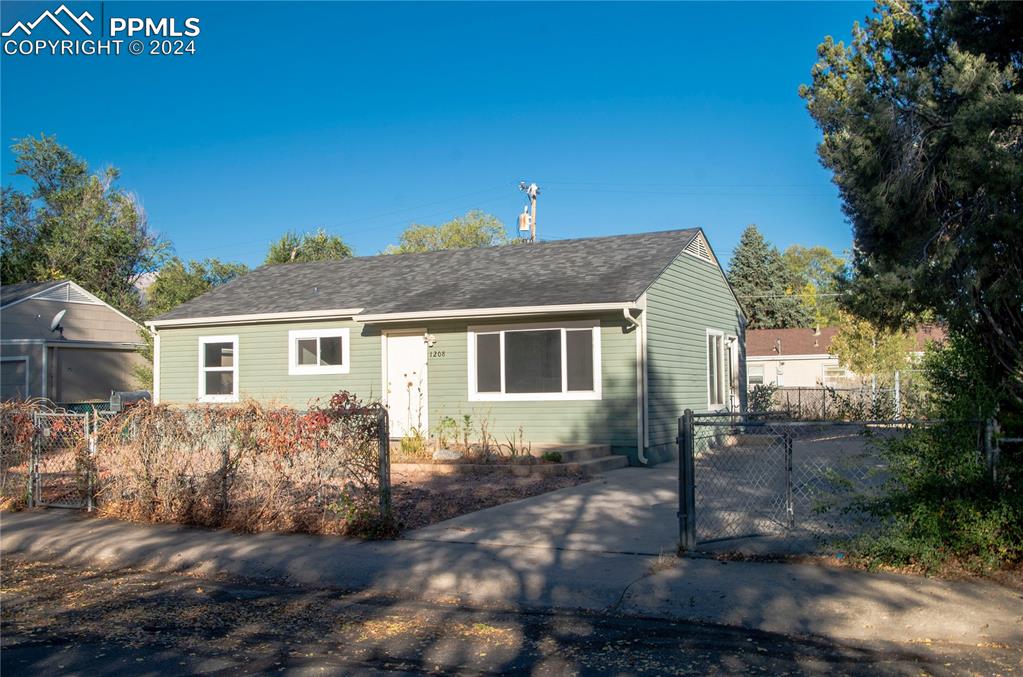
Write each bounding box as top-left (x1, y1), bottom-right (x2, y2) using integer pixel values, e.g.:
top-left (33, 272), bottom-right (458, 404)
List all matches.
top-left (430, 350), bottom-right (446, 358)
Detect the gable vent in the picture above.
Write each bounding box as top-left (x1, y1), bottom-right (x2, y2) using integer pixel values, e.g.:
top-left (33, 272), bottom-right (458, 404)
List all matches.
top-left (683, 233), bottom-right (715, 264)
top-left (35, 283), bottom-right (100, 305)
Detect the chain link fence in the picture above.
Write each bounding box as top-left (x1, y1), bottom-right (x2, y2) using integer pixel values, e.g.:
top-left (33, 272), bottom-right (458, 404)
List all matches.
top-left (1, 402), bottom-right (107, 509)
top-left (677, 411), bottom-right (935, 551)
top-left (751, 378), bottom-right (929, 421)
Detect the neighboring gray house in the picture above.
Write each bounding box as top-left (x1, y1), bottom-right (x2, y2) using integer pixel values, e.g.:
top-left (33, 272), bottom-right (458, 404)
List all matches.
top-left (0, 280), bottom-right (147, 403)
top-left (148, 229), bottom-right (746, 464)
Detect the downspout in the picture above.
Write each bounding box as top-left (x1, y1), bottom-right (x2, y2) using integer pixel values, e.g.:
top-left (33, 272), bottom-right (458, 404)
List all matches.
top-left (623, 308), bottom-right (648, 465)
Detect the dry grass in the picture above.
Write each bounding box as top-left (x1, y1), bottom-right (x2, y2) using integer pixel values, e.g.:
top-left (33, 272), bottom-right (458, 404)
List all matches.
top-left (391, 467), bottom-right (588, 531)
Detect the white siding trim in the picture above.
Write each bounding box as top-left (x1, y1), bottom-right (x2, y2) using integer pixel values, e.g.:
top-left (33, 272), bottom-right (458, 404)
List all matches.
top-left (358, 302), bottom-right (636, 324)
top-left (148, 308), bottom-right (364, 329)
top-left (153, 333), bottom-right (161, 405)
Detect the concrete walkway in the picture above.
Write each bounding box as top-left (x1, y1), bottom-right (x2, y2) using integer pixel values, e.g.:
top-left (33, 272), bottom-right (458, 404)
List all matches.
top-left (406, 464), bottom-right (680, 555)
top-left (3, 510), bottom-right (1021, 646)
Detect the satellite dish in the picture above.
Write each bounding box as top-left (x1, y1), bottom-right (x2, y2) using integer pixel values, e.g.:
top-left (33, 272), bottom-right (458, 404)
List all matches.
top-left (49, 309), bottom-right (67, 339)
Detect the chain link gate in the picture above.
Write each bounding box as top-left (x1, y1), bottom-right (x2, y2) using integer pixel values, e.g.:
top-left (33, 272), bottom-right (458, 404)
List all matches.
top-left (30, 411), bottom-right (96, 509)
top-left (678, 410), bottom-right (895, 550)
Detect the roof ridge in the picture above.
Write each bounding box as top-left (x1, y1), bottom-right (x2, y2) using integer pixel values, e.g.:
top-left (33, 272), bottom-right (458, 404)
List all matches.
top-left (252, 227), bottom-right (701, 272)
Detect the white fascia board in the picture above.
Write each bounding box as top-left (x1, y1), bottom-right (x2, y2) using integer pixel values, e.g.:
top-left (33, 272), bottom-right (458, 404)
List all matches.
top-left (1, 338), bottom-right (142, 349)
top-left (355, 302), bottom-right (639, 324)
top-left (747, 353), bottom-right (836, 362)
top-left (147, 308), bottom-right (365, 329)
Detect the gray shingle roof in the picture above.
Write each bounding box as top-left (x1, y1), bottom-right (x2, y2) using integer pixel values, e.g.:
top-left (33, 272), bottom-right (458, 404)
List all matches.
top-left (0, 280), bottom-right (66, 307)
top-left (154, 228), bottom-right (701, 321)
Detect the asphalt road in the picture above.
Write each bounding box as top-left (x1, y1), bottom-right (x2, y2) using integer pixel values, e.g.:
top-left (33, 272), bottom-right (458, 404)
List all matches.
top-left (2, 556), bottom-right (1019, 676)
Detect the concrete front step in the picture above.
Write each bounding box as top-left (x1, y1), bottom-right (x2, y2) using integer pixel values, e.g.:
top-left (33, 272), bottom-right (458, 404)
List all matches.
top-left (530, 444), bottom-right (613, 463)
top-left (566, 454), bottom-right (629, 475)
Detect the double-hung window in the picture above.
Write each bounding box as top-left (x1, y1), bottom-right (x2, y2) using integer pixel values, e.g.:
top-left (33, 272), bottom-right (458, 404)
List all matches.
top-left (469, 321), bottom-right (601, 401)
top-left (288, 328), bottom-right (350, 375)
top-left (198, 335), bottom-right (239, 403)
top-left (706, 330), bottom-right (726, 409)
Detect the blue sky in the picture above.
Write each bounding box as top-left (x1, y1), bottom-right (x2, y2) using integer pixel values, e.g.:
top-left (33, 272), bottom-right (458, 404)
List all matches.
top-left (1, 1), bottom-right (871, 268)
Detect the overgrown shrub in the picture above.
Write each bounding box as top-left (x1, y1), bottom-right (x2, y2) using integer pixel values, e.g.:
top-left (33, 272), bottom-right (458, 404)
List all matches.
top-left (845, 334), bottom-right (1022, 573)
top-left (91, 392), bottom-right (396, 538)
top-left (0, 400), bottom-right (37, 509)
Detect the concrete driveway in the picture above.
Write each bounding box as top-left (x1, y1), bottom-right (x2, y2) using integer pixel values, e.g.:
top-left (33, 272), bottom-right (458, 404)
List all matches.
top-left (405, 462), bottom-right (680, 556)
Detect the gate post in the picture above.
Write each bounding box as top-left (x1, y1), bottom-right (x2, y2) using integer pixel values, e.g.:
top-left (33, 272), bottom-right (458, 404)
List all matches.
top-left (677, 410), bottom-right (696, 551)
top-left (784, 431), bottom-right (794, 529)
top-left (28, 415), bottom-right (38, 509)
top-left (377, 409), bottom-right (392, 517)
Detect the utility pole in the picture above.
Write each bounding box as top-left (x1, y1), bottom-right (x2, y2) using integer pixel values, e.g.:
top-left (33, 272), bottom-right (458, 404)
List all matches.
top-left (519, 181), bottom-right (540, 242)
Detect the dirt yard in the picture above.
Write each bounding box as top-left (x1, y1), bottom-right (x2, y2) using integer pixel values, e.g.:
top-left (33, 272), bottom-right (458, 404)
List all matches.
top-left (391, 468), bottom-right (589, 531)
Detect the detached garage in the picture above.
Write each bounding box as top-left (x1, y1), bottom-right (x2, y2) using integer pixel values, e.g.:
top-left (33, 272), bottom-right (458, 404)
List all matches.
top-left (0, 280), bottom-right (147, 404)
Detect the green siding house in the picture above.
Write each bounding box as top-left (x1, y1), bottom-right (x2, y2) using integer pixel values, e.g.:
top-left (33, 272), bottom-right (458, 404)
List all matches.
top-left (148, 229), bottom-right (745, 464)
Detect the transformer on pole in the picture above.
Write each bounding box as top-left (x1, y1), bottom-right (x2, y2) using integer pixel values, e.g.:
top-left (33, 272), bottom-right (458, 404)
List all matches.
top-left (519, 181), bottom-right (540, 242)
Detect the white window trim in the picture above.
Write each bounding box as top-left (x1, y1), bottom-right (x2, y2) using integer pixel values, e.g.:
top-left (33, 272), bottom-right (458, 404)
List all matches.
top-left (706, 329), bottom-right (726, 410)
top-left (198, 335), bottom-right (239, 403)
top-left (287, 328), bottom-right (351, 376)
top-left (467, 320), bottom-right (602, 402)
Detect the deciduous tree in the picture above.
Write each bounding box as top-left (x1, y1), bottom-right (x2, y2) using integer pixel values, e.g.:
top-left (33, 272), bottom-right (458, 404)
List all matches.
top-left (783, 245), bottom-right (845, 326)
top-left (265, 229), bottom-right (353, 265)
top-left (829, 311), bottom-right (915, 386)
top-left (386, 210), bottom-right (508, 254)
top-left (0, 135), bottom-right (167, 317)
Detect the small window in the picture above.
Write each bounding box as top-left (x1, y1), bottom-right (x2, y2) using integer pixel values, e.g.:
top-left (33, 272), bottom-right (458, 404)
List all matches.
top-left (748, 364), bottom-right (765, 386)
top-left (707, 330), bottom-right (725, 408)
top-left (198, 335), bottom-right (239, 403)
top-left (469, 322), bottom-right (601, 401)
top-left (823, 366), bottom-right (854, 387)
top-left (288, 328), bottom-right (350, 375)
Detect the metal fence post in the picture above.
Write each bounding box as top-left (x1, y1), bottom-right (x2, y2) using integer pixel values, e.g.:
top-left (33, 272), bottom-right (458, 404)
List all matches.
top-left (984, 418), bottom-right (1000, 485)
top-left (28, 414), bottom-right (38, 509)
top-left (677, 410), bottom-right (696, 551)
top-left (894, 370), bottom-right (902, 420)
top-left (377, 409), bottom-right (392, 517)
top-left (220, 443), bottom-right (230, 519)
top-left (784, 431), bottom-right (794, 530)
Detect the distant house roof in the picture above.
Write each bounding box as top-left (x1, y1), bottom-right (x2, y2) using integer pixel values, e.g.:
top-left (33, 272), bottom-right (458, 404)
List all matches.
top-left (747, 325), bottom-right (947, 357)
top-left (153, 228), bottom-right (725, 324)
top-left (0, 280), bottom-right (69, 308)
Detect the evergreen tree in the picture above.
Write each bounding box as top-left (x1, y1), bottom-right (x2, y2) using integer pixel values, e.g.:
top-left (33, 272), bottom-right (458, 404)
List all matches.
top-left (265, 229), bottom-right (353, 265)
top-left (801, 0), bottom-right (1023, 400)
top-left (727, 225), bottom-right (812, 329)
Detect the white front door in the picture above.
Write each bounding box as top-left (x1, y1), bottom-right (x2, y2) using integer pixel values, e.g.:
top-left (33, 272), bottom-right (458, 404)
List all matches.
top-left (385, 332), bottom-right (428, 438)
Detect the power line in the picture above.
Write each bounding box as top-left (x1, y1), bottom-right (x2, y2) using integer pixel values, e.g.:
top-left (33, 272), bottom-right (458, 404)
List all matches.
top-left (172, 184), bottom-right (517, 258)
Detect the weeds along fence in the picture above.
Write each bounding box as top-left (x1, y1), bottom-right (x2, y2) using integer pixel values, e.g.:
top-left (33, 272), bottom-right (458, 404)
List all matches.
top-left (1, 393), bottom-right (395, 537)
top-left (676, 410), bottom-right (983, 550)
top-left (751, 383), bottom-right (929, 421)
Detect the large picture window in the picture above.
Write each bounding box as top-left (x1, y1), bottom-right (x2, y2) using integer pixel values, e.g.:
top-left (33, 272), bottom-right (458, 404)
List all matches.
top-left (469, 322), bottom-right (601, 401)
top-left (198, 335), bottom-right (239, 403)
top-left (288, 328), bottom-right (350, 375)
